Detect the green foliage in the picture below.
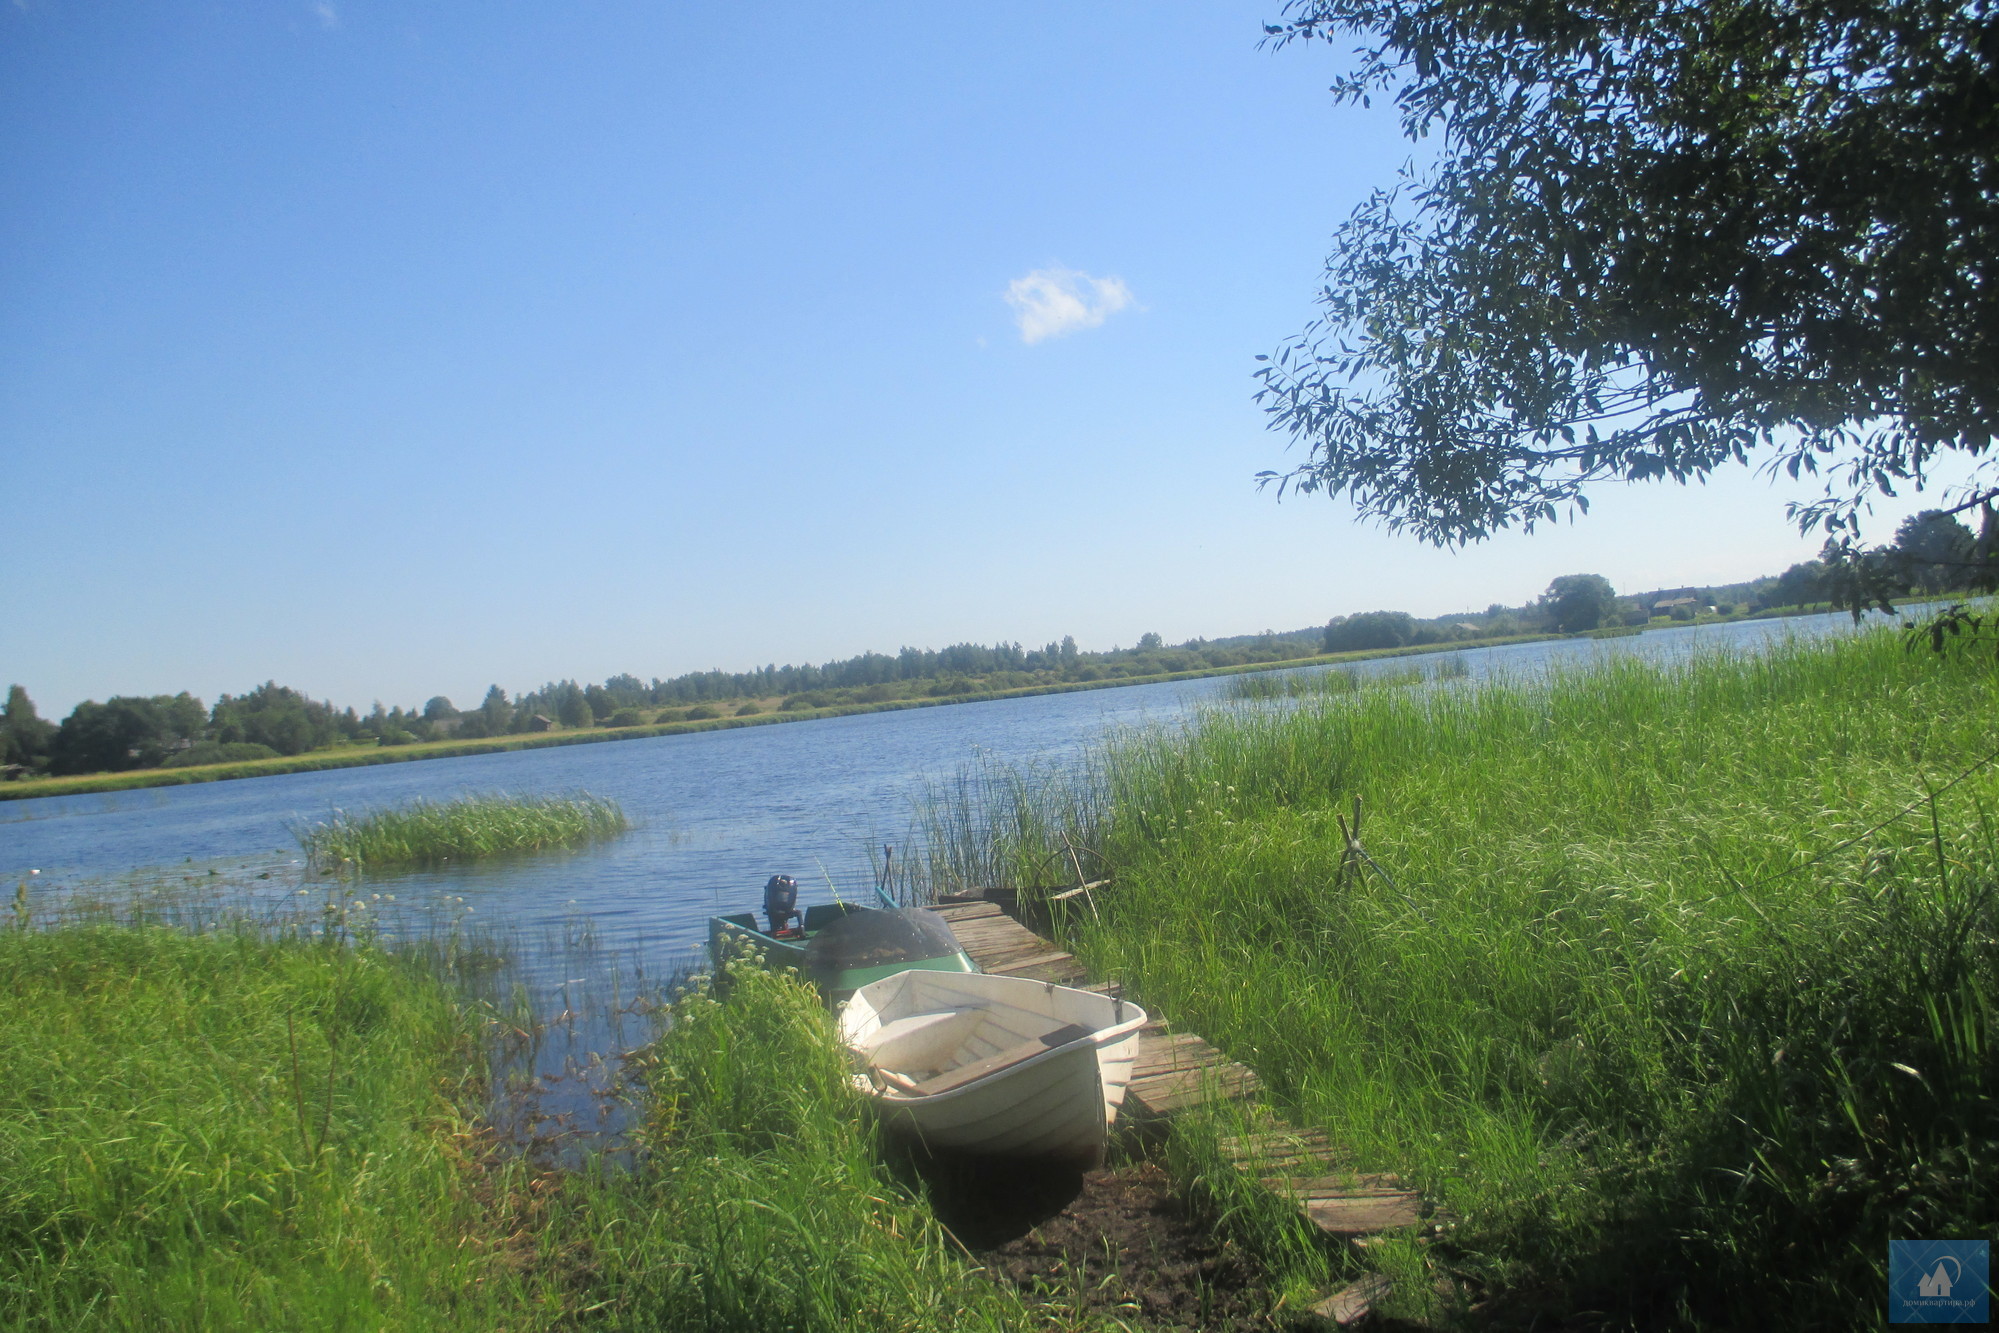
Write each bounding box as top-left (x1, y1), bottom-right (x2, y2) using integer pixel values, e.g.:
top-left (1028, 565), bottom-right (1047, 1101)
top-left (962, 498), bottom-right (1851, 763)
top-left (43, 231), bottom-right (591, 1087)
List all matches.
top-left (292, 793), bottom-right (629, 869)
top-left (574, 961), bottom-right (1043, 1332)
top-left (209, 682), bottom-right (341, 756)
top-left (1258, 0), bottom-right (1999, 544)
top-left (1, 685), bottom-right (55, 770)
top-left (49, 693), bottom-right (207, 774)
top-left (1539, 573), bottom-right (1616, 633)
top-left (556, 683), bottom-right (593, 729)
top-left (1758, 561), bottom-right (1828, 610)
top-left (1894, 509), bottom-right (1980, 593)
top-left (160, 741), bottom-right (282, 768)
top-left (684, 705), bottom-right (719, 720)
top-left (734, 702), bottom-right (761, 716)
top-left (606, 708), bottom-right (644, 727)
top-left (1323, 609), bottom-right (1414, 652)
top-left (477, 685), bottom-right (512, 736)
top-left (0, 925), bottom-right (530, 1331)
top-left (925, 629), bottom-right (1999, 1324)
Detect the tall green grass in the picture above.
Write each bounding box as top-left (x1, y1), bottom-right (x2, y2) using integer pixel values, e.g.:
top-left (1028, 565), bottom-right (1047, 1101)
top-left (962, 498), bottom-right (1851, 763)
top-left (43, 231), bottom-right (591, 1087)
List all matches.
top-left (0, 923), bottom-right (545, 1331)
top-left (0, 889), bottom-right (1116, 1332)
top-left (915, 628), bottom-right (1999, 1325)
top-left (562, 955), bottom-right (1068, 1332)
top-left (293, 792), bottom-right (629, 868)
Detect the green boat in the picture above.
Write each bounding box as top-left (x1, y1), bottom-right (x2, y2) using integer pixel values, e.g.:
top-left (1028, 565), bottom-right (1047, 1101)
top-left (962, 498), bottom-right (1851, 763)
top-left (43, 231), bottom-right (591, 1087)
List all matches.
top-left (707, 881), bottom-right (976, 1001)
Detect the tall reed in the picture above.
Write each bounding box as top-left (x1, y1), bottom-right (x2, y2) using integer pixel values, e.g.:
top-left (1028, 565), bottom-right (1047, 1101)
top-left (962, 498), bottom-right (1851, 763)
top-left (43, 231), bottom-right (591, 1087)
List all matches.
top-left (293, 792), bottom-right (629, 868)
top-left (915, 627), bottom-right (1999, 1324)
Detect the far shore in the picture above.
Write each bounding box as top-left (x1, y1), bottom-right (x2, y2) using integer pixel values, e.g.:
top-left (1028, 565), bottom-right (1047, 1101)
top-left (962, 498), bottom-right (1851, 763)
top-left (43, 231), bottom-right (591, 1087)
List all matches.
top-left (0, 606), bottom-right (1862, 803)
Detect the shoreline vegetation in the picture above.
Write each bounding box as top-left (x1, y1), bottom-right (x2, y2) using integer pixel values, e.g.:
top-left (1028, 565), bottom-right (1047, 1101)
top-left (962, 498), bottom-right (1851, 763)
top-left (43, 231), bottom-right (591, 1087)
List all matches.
top-left (0, 889), bottom-right (1100, 1330)
top-left (912, 623), bottom-right (1999, 1324)
top-left (0, 602), bottom-right (1876, 804)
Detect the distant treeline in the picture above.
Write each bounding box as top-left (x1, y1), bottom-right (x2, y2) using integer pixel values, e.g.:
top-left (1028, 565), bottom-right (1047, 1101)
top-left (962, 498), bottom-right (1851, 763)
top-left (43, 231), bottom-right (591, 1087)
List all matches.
top-left (0, 682), bottom-right (358, 778)
top-left (4, 510), bottom-right (1980, 782)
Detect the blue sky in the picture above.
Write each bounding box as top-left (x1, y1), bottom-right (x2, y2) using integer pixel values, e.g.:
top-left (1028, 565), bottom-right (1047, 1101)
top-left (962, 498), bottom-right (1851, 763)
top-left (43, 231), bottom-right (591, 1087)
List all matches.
top-left (0, 1), bottom-right (1952, 716)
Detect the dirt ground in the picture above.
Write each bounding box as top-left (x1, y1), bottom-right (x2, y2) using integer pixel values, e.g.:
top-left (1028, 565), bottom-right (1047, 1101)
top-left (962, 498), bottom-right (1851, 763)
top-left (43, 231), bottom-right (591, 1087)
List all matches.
top-left (911, 1150), bottom-right (1289, 1331)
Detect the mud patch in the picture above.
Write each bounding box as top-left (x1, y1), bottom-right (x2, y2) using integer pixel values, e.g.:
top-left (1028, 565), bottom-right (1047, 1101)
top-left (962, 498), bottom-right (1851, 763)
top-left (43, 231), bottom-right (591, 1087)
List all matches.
top-left (918, 1151), bottom-right (1284, 1330)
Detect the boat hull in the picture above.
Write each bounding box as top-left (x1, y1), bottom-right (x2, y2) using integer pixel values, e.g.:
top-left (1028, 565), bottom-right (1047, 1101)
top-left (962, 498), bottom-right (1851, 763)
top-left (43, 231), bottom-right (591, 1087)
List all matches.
top-left (841, 970), bottom-right (1149, 1168)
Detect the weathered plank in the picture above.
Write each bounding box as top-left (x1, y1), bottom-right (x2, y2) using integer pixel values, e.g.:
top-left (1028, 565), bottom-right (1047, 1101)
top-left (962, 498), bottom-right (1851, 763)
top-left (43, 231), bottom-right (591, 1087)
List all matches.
top-left (992, 954), bottom-right (1091, 983)
top-left (932, 902), bottom-right (1007, 925)
top-left (925, 901), bottom-right (1093, 985)
top-left (1312, 1272), bottom-right (1393, 1327)
top-left (1260, 1173), bottom-right (1408, 1196)
top-left (1303, 1193), bottom-right (1424, 1235)
top-left (1130, 1031), bottom-right (1209, 1077)
top-left (1125, 1061), bottom-right (1263, 1116)
top-left (1218, 1128), bottom-right (1336, 1159)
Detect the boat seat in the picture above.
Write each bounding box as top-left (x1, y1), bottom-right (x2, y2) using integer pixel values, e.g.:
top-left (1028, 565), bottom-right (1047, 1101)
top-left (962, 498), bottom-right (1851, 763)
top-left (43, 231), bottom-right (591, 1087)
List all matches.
top-left (905, 1023), bottom-right (1095, 1097)
top-left (718, 913), bottom-right (757, 931)
top-left (859, 1011), bottom-right (983, 1063)
top-left (803, 902), bottom-right (865, 932)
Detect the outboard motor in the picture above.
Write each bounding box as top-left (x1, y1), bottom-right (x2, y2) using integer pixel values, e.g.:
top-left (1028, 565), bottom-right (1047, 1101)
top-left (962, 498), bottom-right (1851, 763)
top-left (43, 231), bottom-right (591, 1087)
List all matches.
top-left (762, 874), bottom-right (801, 935)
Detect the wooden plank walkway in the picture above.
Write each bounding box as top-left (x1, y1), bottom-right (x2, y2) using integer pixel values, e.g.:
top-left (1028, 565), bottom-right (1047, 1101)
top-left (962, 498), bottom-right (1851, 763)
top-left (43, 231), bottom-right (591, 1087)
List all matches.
top-left (932, 900), bottom-right (1264, 1119)
top-left (928, 896), bottom-right (1425, 1325)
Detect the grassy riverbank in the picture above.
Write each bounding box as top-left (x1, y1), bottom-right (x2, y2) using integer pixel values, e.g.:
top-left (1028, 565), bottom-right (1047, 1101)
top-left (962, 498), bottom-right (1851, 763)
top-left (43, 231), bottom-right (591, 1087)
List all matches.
top-left (571, 959), bottom-right (1055, 1331)
top-left (0, 898), bottom-right (1133, 1331)
top-left (921, 626), bottom-right (1999, 1324)
top-left (292, 793), bottom-right (629, 869)
top-left (0, 922), bottom-right (546, 1330)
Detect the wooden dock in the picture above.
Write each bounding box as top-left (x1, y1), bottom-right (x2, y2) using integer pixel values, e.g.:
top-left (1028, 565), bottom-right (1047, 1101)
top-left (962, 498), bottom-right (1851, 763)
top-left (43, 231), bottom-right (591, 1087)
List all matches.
top-left (928, 896), bottom-right (1426, 1325)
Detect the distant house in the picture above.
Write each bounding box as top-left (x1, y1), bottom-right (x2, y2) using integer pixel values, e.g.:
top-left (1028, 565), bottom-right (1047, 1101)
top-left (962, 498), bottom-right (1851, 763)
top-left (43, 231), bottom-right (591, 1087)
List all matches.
top-left (1651, 594), bottom-right (1706, 619)
top-left (526, 714), bottom-right (554, 732)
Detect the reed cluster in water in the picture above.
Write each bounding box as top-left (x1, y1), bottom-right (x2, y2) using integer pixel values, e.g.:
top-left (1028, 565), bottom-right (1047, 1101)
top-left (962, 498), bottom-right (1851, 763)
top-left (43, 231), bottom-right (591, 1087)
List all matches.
top-left (914, 625), bottom-right (1999, 1325)
top-left (293, 792), bottom-right (629, 869)
top-left (1221, 660), bottom-right (1446, 701)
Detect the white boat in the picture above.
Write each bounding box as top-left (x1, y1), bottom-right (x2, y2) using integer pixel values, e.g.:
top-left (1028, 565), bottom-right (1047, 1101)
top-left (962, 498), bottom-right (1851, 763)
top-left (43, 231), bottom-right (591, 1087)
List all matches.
top-left (839, 969), bottom-right (1149, 1168)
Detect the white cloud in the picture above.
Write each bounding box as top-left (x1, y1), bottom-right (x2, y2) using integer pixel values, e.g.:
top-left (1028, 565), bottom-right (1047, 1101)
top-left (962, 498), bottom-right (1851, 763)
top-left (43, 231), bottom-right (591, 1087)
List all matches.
top-left (1004, 266), bottom-right (1134, 344)
top-left (313, 2), bottom-right (339, 29)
